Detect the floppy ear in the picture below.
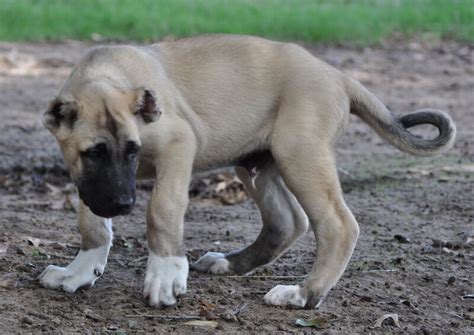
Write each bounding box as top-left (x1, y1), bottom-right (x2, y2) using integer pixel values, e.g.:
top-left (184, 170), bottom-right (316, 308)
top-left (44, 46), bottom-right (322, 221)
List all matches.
top-left (134, 89), bottom-right (161, 123)
top-left (43, 99), bottom-right (79, 132)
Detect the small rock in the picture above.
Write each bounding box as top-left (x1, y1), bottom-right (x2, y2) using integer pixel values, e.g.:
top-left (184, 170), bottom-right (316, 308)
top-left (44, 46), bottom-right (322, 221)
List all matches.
top-left (221, 312), bottom-right (237, 322)
top-left (421, 245), bottom-right (434, 253)
top-left (21, 316), bottom-right (33, 325)
top-left (420, 326), bottom-right (431, 335)
top-left (447, 276), bottom-right (456, 285)
top-left (277, 324), bottom-right (287, 331)
top-left (107, 324), bottom-right (118, 331)
top-left (14, 246), bottom-right (26, 256)
top-left (394, 234), bottom-right (410, 244)
top-left (464, 312), bottom-right (474, 321)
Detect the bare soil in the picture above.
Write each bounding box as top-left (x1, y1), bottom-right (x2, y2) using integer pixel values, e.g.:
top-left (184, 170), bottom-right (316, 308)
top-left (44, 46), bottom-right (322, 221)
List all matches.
top-left (0, 40), bottom-right (473, 334)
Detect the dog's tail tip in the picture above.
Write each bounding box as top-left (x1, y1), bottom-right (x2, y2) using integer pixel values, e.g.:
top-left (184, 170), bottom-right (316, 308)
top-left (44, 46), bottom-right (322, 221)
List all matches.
top-left (397, 108), bottom-right (456, 157)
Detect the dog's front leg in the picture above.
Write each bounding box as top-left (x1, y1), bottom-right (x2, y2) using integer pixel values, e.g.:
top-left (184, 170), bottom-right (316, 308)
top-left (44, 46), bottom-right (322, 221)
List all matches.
top-left (39, 201), bottom-right (112, 292)
top-left (143, 137), bottom-right (195, 307)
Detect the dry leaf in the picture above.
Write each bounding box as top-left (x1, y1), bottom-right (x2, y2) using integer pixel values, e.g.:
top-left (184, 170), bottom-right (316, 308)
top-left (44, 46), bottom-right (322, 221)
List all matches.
top-left (295, 317), bottom-right (329, 329)
top-left (0, 278), bottom-right (18, 288)
top-left (199, 299), bottom-right (216, 310)
top-left (373, 313), bottom-right (400, 328)
top-left (183, 320), bottom-right (218, 328)
top-left (215, 181), bottom-right (227, 193)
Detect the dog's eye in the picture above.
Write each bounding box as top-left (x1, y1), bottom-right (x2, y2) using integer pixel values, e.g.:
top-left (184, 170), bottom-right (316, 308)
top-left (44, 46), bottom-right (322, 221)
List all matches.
top-left (81, 143), bottom-right (107, 159)
top-left (125, 141), bottom-right (140, 159)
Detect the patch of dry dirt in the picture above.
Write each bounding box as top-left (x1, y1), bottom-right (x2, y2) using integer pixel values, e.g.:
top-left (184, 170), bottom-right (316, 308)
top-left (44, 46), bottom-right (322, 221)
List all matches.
top-left (0, 40), bottom-right (473, 334)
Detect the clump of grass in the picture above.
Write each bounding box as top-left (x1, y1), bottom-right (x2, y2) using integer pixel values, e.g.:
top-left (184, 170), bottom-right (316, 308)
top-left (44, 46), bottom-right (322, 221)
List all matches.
top-left (0, 0), bottom-right (472, 44)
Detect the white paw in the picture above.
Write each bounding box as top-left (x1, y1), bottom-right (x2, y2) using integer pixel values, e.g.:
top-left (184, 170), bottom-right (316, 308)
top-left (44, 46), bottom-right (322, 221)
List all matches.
top-left (193, 252), bottom-right (231, 274)
top-left (39, 244), bottom-right (110, 293)
top-left (263, 285), bottom-right (307, 307)
top-left (144, 253), bottom-right (189, 307)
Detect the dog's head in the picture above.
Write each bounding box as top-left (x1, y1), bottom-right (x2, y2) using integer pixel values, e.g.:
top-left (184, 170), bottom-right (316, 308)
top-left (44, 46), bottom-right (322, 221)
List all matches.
top-left (44, 84), bottom-right (160, 218)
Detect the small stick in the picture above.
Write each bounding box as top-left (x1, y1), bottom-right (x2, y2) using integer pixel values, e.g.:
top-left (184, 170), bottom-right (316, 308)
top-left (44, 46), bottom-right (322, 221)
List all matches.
top-left (85, 313), bottom-right (106, 322)
top-left (338, 168), bottom-right (354, 178)
top-left (132, 255), bottom-right (147, 263)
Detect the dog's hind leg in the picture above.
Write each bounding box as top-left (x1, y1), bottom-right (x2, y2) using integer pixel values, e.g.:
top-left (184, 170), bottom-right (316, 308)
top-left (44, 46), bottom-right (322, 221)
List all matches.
top-left (39, 202), bottom-right (112, 293)
top-left (263, 110), bottom-right (359, 308)
top-left (193, 162), bottom-right (309, 275)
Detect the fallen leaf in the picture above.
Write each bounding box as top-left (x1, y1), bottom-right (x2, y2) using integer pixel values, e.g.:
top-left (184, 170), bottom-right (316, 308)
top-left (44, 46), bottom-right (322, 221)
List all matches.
top-left (0, 277), bottom-right (18, 288)
top-left (199, 299), bottom-right (216, 310)
top-left (373, 313), bottom-right (401, 328)
top-left (183, 320), bottom-right (218, 328)
top-left (215, 181), bottom-right (227, 193)
top-left (295, 317), bottom-right (329, 329)
top-left (31, 248), bottom-right (41, 257)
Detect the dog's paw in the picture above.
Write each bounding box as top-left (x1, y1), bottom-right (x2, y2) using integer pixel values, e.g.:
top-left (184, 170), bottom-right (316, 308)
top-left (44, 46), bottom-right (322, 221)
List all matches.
top-left (192, 252), bottom-right (231, 274)
top-left (143, 253), bottom-right (189, 307)
top-left (263, 285), bottom-right (307, 308)
top-left (39, 245), bottom-right (110, 293)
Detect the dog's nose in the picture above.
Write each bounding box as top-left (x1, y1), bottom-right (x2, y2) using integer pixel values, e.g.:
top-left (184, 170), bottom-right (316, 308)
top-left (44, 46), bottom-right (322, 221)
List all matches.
top-left (112, 197), bottom-right (134, 213)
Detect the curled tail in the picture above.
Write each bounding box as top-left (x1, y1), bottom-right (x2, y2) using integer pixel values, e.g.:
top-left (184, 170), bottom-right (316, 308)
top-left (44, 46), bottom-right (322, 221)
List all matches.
top-left (344, 77), bottom-right (456, 157)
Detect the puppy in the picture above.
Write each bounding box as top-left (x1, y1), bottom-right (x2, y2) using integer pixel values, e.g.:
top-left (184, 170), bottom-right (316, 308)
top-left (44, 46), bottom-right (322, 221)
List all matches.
top-left (39, 35), bottom-right (455, 308)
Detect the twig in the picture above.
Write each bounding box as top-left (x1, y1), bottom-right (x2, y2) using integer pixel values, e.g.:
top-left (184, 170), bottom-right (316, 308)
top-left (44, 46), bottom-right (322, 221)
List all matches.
top-left (338, 168), bottom-right (354, 178)
top-left (132, 255), bottom-right (147, 263)
top-left (125, 314), bottom-right (203, 320)
top-left (85, 312), bottom-right (106, 322)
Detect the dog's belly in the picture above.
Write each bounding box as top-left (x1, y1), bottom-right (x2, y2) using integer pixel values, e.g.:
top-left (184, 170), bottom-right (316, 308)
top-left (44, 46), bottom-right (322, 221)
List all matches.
top-left (192, 120), bottom-right (273, 172)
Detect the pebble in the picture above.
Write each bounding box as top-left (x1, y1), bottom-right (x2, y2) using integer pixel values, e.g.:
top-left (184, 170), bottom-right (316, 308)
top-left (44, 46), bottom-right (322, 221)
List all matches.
top-left (107, 324), bottom-right (118, 331)
top-left (21, 316), bottom-right (33, 325)
top-left (447, 276), bottom-right (456, 285)
top-left (277, 324), bottom-right (287, 331)
top-left (394, 234), bottom-right (410, 244)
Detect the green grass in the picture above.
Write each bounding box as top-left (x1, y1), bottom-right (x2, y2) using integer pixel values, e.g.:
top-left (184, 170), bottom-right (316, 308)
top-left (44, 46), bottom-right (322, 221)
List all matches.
top-left (0, 0), bottom-right (472, 44)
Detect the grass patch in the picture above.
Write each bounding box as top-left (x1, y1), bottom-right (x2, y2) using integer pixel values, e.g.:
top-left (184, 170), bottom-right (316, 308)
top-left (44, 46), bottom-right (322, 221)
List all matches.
top-left (0, 0), bottom-right (472, 44)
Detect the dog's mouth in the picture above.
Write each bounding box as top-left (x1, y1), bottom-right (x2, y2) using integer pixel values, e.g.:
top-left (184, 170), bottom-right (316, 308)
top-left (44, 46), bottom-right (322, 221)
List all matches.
top-left (80, 194), bottom-right (135, 218)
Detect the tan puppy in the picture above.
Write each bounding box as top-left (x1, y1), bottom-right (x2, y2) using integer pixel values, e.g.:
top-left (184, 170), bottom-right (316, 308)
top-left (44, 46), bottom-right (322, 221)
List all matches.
top-left (39, 35), bottom-right (455, 309)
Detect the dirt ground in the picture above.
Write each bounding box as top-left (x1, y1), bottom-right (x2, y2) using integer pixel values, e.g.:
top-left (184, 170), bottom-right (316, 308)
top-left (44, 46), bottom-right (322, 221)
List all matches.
top-left (0, 39), bottom-right (472, 334)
